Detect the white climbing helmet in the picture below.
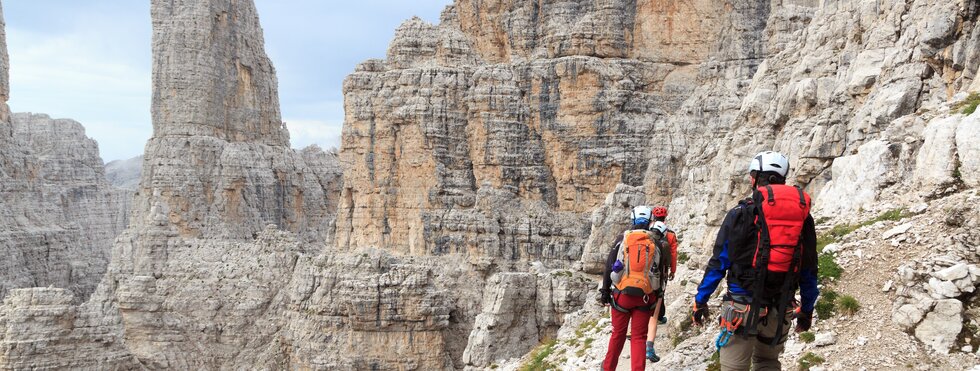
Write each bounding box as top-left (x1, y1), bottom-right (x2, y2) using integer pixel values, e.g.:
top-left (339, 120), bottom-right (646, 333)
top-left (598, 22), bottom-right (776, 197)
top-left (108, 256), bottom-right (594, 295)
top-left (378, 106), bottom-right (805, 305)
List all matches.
top-left (650, 221), bottom-right (668, 235)
top-left (631, 206), bottom-right (652, 225)
top-left (748, 151), bottom-right (790, 177)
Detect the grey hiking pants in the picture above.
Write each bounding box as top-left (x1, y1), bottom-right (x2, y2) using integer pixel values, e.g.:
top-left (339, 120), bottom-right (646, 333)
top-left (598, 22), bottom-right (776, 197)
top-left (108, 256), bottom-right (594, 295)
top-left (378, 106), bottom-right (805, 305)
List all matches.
top-left (719, 302), bottom-right (793, 371)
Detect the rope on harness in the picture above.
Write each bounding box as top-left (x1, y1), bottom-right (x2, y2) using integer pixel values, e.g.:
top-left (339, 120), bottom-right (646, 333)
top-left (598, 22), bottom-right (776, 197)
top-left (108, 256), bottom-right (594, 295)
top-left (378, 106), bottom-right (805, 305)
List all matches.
top-left (716, 329), bottom-right (734, 349)
top-left (715, 302), bottom-right (749, 349)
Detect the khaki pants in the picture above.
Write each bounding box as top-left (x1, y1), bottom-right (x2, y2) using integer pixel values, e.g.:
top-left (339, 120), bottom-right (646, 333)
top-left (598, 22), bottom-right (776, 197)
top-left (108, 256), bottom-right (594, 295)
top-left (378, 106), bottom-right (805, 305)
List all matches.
top-left (719, 303), bottom-right (793, 371)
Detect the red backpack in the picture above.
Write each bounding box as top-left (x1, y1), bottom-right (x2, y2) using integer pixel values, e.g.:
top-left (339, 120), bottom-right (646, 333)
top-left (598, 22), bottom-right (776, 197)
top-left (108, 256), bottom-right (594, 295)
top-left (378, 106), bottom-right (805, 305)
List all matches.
top-left (746, 184), bottom-right (811, 345)
top-left (753, 184), bottom-right (811, 273)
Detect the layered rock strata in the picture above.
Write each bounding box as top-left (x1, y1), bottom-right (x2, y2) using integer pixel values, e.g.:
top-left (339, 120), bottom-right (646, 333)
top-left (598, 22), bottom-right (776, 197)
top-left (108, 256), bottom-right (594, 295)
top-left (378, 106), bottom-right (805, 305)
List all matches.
top-left (0, 113), bottom-right (124, 304)
top-left (336, 1), bottom-right (778, 265)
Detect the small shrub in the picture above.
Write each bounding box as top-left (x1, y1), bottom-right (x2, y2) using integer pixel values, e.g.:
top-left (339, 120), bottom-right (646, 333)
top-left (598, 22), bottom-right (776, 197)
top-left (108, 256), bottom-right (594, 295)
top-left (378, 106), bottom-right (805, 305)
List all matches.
top-left (875, 208), bottom-right (908, 222)
top-left (552, 270), bottom-right (573, 278)
top-left (798, 352), bottom-right (825, 371)
top-left (706, 351), bottom-right (721, 371)
top-left (838, 295), bottom-right (860, 315)
top-left (817, 208), bottom-right (919, 252)
top-left (678, 251), bottom-right (690, 264)
top-left (490, 364), bottom-right (499, 369)
top-left (815, 216), bottom-right (831, 225)
top-left (954, 92), bottom-right (980, 115)
top-left (519, 338), bottom-right (557, 371)
top-left (822, 290), bottom-right (838, 302)
top-left (799, 332), bottom-right (815, 343)
top-left (815, 291), bottom-right (837, 319)
top-left (817, 253), bottom-right (842, 283)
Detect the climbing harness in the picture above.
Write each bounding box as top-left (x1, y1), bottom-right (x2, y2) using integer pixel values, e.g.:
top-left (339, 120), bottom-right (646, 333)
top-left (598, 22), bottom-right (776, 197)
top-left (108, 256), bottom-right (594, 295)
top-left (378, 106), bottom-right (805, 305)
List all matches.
top-left (715, 301), bottom-right (767, 350)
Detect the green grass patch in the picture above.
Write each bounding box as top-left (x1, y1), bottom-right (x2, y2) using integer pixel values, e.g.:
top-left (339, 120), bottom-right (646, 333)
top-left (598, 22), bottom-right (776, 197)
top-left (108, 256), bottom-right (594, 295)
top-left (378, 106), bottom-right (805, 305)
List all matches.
top-left (671, 316), bottom-right (695, 347)
top-left (575, 319), bottom-right (599, 339)
top-left (817, 253), bottom-right (842, 283)
top-left (817, 208), bottom-right (919, 252)
top-left (678, 251), bottom-right (690, 264)
top-left (954, 92), bottom-right (980, 115)
top-left (551, 270), bottom-right (573, 278)
top-left (519, 338), bottom-right (557, 371)
top-left (815, 290), bottom-right (837, 319)
top-left (815, 216), bottom-right (831, 225)
top-left (799, 332), bottom-right (815, 343)
top-left (706, 351), bottom-right (721, 371)
top-left (838, 295), bottom-right (861, 315)
top-left (798, 352), bottom-right (825, 371)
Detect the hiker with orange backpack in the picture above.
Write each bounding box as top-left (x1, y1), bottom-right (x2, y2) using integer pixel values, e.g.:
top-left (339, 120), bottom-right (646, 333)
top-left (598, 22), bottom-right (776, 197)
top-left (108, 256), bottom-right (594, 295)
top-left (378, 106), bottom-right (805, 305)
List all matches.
top-left (644, 206), bottom-right (679, 362)
top-left (598, 206), bottom-right (669, 371)
top-left (691, 151), bottom-right (819, 370)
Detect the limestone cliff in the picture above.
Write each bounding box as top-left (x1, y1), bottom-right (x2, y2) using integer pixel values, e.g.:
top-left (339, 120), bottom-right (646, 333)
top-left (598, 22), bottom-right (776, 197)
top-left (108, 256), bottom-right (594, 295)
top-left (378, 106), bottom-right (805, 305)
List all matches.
top-left (0, 113), bottom-right (126, 302)
top-left (336, 0), bottom-right (774, 266)
top-left (3, 0), bottom-right (980, 370)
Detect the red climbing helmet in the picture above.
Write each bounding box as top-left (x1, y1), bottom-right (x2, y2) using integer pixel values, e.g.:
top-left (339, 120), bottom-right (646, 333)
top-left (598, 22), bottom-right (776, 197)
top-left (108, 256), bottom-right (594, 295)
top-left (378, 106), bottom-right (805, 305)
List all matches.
top-left (652, 206), bottom-right (668, 218)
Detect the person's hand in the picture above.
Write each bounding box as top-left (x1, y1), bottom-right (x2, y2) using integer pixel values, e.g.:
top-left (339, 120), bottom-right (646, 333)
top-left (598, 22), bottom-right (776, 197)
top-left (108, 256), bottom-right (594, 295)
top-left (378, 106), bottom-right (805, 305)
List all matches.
top-left (692, 302), bottom-right (709, 326)
top-left (668, 271), bottom-right (675, 281)
top-left (598, 289), bottom-right (611, 306)
top-left (795, 311), bottom-right (813, 332)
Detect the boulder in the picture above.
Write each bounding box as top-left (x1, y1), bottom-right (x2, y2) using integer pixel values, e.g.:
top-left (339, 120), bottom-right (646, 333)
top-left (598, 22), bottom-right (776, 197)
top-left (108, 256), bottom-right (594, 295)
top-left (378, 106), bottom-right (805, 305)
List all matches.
top-left (882, 223), bottom-right (913, 240)
top-left (927, 277), bottom-right (961, 299)
top-left (933, 263), bottom-right (970, 281)
top-left (813, 332), bottom-right (837, 346)
top-left (893, 304), bottom-right (925, 330)
top-left (914, 299), bottom-right (963, 354)
top-left (956, 114), bottom-right (980, 187)
top-left (915, 116), bottom-right (961, 190)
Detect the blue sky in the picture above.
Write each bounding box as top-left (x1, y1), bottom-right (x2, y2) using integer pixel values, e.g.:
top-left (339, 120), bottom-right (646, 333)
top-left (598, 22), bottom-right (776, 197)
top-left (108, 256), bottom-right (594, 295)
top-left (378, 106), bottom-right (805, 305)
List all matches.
top-left (4, 0), bottom-right (450, 162)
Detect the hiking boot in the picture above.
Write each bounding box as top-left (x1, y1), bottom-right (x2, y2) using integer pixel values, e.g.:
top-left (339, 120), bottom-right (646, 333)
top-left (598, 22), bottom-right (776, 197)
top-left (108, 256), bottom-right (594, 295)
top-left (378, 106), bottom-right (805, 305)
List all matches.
top-left (658, 315), bottom-right (667, 325)
top-left (646, 341), bottom-right (660, 362)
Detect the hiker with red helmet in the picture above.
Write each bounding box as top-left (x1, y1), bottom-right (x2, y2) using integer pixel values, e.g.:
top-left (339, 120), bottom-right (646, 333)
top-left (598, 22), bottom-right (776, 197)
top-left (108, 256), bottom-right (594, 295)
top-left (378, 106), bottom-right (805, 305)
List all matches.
top-left (691, 151), bottom-right (819, 370)
top-left (644, 206), bottom-right (679, 362)
top-left (598, 206), bottom-right (670, 371)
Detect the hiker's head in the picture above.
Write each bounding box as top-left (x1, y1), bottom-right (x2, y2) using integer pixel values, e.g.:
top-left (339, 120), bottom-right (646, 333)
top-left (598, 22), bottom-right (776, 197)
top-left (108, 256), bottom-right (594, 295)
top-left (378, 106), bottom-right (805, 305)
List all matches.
top-left (652, 206), bottom-right (668, 222)
top-left (748, 151), bottom-right (789, 187)
top-left (631, 206), bottom-right (652, 229)
top-left (650, 221), bottom-right (667, 237)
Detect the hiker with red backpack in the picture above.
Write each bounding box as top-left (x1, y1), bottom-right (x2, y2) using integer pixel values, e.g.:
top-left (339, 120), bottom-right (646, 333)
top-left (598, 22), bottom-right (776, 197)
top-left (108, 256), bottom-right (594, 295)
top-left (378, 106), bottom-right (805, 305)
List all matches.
top-left (691, 151), bottom-right (819, 370)
top-left (599, 206), bottom-right (669, 371)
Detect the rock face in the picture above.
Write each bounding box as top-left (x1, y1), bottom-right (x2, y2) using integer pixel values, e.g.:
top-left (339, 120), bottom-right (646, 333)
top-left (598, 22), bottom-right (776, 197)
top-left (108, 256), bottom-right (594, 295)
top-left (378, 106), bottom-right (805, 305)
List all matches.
top-left (0, 288), bottom-right (139, 369)
top-left (0, 0), bottom-right (6, 125)
top-left (105, 155), bottom-right (143, 191)
top-left (0, 113), bottom-right (126, 303)
top-left (1, 0), bottom-right (344, 368)
top-left (335, 1), bottom-right (777, 263)
top-left (462, 271), bottom-right (591, 368)
top-left (98, 0), bottom-right (343, 367)
top-left (4, 0), bottom-right (980, 370)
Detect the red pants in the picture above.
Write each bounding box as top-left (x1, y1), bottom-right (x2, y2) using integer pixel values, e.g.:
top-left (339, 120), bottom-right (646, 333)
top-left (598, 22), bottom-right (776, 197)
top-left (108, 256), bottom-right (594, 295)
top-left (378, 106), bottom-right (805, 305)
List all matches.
top-left (602, 293), bottom-right (652, 371)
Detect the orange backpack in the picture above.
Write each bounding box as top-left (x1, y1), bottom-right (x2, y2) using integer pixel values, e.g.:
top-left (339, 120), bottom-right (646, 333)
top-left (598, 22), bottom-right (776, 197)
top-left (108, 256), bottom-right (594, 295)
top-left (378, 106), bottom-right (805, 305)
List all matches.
top-left (613, 229), bottom-right (665, 296)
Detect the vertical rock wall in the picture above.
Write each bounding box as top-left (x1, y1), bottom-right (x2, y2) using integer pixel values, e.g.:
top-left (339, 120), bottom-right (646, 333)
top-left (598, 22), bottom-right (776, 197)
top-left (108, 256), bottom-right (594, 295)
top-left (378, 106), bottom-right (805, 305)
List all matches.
top-left (336, 0), bottom-right (772, 264)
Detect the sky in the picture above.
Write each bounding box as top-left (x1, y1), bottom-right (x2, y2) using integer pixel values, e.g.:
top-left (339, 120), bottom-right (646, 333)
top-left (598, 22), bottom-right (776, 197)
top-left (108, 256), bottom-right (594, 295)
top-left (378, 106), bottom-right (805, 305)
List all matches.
top-left (4, 0), bottom-right (451, 162)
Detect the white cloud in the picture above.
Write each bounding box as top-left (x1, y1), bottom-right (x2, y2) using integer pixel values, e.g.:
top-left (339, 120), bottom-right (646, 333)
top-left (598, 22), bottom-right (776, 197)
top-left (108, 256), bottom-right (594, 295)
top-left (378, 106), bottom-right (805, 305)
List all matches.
top-left (284, 118), bottom-right (343, 152)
